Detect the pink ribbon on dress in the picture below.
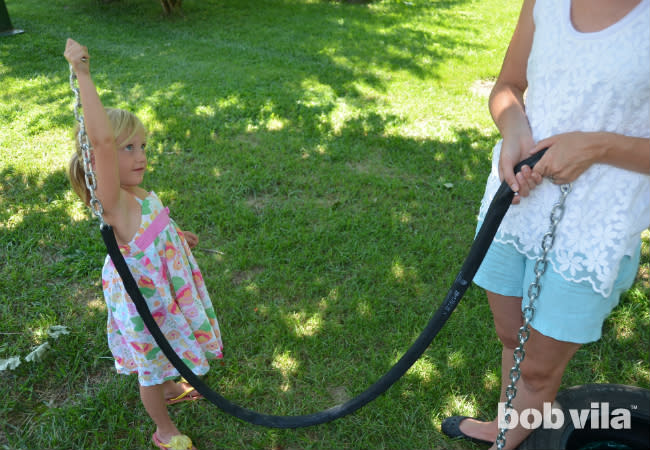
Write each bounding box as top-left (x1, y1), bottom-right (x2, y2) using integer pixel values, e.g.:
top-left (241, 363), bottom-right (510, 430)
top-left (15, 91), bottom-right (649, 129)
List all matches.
top-left (135, 207), bottom-right (170, 251)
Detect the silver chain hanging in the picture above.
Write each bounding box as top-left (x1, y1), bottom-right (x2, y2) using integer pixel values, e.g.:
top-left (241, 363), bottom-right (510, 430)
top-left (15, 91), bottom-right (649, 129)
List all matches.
top-left (69, 64), bottom-right (106, 227)
top-left (495, 182), bottom-right (572, 450)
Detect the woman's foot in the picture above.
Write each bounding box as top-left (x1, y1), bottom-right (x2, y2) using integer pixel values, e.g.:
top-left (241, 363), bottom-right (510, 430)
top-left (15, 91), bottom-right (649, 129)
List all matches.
top-left (459, 417), bottom-right (498, 443)
top-left (441, 416), bottom-right (497, 445)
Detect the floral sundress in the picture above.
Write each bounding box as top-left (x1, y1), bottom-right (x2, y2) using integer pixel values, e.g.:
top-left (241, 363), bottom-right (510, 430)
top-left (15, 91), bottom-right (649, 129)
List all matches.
top-left (101, 192), bottom-right (223, 386)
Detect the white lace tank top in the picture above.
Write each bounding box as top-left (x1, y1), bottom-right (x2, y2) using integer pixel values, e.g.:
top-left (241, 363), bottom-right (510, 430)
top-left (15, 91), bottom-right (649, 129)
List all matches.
top-left (477, 0), bottom-right (650, 297)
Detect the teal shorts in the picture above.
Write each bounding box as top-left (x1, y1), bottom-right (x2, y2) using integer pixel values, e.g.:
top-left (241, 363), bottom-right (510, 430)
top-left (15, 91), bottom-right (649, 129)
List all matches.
top-left (473, 232), bottom-right (641, 344)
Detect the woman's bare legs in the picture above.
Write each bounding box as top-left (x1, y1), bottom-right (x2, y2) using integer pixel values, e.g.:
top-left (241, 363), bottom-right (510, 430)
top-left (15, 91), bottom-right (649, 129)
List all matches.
top-left (459, 291), bottom-right (581, 449)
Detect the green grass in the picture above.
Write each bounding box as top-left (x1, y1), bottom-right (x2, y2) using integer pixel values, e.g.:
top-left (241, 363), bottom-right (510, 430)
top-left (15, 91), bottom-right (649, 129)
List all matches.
top-left (1, 0), bottom-right (648, 449)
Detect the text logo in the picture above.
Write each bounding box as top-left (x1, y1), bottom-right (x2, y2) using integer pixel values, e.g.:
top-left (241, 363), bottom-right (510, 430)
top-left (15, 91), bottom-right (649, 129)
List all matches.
top-left (498, 402), bottom-right (631, 430)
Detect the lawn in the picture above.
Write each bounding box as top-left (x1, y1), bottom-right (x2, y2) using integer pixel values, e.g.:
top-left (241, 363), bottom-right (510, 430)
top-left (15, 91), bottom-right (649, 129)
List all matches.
top-left (1, 0), bottom-right (648, 449)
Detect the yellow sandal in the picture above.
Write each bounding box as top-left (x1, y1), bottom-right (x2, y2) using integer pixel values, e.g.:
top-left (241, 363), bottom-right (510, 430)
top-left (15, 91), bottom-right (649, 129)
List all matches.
top-left (165, 379), bottom-right (202, 405)
top-left (165, 386), bottom-right (202, 405)
top-left (152, 432), bottom-right (195, 450)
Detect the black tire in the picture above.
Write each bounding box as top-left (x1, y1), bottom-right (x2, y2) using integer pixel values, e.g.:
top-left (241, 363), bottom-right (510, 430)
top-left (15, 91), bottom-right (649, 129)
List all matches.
top-left (518, 384), bottom-right (650, 450)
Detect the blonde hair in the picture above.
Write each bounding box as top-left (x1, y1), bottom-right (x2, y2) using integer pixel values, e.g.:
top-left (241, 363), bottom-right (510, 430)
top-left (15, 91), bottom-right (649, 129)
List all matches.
top-left (68, 108), bottom-right (146, 205)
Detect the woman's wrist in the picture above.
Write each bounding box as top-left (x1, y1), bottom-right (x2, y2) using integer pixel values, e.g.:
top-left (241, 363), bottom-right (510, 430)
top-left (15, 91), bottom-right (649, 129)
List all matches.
top-left (588, 131), bottom-right (650, 174)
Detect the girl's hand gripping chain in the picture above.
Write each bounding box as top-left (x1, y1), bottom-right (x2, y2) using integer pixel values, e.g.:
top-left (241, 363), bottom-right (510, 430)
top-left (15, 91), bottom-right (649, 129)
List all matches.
top-left (64, 39), bottom-right (90, 76)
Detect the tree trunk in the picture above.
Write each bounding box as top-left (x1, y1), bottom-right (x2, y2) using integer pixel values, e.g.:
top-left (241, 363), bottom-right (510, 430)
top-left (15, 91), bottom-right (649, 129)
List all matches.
top-left (160, 0), bottom-right (182, 16)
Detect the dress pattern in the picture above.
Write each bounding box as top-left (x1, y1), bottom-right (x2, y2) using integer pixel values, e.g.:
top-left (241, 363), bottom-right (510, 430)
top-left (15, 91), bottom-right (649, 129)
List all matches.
top-left (102, 192), bottom-right (223, 386)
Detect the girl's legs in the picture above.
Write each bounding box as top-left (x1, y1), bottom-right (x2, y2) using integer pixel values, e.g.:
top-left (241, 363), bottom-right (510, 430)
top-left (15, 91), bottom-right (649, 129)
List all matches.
top-left (458, 291), bottom-right (581, 449)
top-left (139, 382), bottom-right (182, 442)
top-left (163, 379), bottom-right (200, 402)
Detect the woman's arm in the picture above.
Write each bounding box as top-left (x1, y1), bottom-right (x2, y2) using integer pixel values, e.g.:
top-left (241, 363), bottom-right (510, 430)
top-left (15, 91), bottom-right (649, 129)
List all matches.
top-left (489, 0), bottom-right (541, 202)
top-left (531, 132), bottom-right (650, 184)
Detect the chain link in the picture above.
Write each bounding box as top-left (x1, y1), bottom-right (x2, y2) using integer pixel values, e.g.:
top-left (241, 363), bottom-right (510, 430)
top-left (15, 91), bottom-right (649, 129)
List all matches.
top-left (69, 66), bottom-right (106, 227)
top-left (495, 183), bottom-right (571, 450)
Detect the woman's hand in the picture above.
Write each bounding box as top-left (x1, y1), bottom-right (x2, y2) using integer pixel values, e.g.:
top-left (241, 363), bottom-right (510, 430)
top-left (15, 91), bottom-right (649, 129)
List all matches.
top-left (180, 230), bottom-right (199, 249)
top-left (64, 38), bottom-right (90, 76)
top-left (499, 133), bottom-right (543, 204)
top-left (530, 132), bottom-right (601, 185)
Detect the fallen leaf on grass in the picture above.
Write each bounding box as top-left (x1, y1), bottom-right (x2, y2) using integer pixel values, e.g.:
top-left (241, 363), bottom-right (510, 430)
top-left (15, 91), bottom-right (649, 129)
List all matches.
top-left (0, 356), bottom-right (21, 371)
top-left (48, 325), bottom-right (70, 339)
top-left (25, 342), bottom-right (50, 363)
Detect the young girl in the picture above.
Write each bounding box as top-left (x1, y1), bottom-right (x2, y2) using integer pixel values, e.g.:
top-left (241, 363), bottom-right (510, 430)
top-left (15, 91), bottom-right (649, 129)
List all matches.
top-left (65, 38), bottom-right (224, 450)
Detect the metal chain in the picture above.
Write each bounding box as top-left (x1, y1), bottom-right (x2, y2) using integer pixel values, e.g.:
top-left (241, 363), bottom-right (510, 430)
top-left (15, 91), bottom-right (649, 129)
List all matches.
top-left (495, 182), bottom-right (572, 450)
top-left (69, 65), bottom-right (105, 227)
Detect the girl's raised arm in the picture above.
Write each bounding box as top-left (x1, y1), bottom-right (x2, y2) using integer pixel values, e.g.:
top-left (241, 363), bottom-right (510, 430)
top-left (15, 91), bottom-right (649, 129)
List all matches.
top-left (64, 39), bottom-right (122, 220)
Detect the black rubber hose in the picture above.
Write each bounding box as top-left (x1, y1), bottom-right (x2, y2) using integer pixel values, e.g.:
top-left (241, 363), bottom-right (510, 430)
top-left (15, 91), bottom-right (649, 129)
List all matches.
top-left (100, 149), bottom-right (547, 428)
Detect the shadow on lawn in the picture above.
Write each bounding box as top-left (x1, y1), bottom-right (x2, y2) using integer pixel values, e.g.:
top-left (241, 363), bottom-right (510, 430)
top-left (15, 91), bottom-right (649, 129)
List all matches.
top-left (0, 165), bottom-right (108, 339)
top-left (2, 0), bottom-right (485, 137)
top-left (0, 136), bottom-right (495, 448)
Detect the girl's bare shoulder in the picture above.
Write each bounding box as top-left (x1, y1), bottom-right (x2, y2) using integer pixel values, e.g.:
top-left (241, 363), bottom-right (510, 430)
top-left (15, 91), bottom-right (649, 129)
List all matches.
top-left (124, 186), bottom-right (150, 201)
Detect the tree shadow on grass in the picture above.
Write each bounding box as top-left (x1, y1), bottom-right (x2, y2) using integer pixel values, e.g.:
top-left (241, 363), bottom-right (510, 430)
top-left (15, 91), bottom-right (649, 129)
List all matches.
top-left (0, 123), bottom-right (503, 450)
top-left (0, 166), bottom-right (119, 448)
top-left (3, 105), bottom-right (648, 450)
top-left (2, 0), bottom-right (486, 141)
top-left (0, 165), bottom-right (109, 344)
